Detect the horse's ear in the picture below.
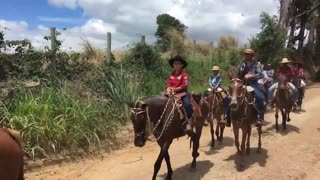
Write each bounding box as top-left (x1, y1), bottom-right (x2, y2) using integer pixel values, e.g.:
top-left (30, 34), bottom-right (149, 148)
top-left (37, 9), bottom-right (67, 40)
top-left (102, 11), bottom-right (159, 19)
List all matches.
top-left (140, 103), bottom-right (147, 110)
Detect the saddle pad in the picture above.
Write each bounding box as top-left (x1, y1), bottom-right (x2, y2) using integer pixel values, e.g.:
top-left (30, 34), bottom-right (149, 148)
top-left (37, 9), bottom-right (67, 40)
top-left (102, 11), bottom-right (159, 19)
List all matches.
top-left (243, 85), bottom-right (255, 92)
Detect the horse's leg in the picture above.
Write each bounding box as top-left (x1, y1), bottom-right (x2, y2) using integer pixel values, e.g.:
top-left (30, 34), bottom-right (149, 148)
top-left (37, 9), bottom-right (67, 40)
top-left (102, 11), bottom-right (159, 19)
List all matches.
top-left (152, 141), bottom-right (171, 180)
top-left (240, 127), bottom-right (247, 155)
top-left (287, 109), bottom-right (291, 122)
top-left (164, 141), bottom-right (173, 180)
top-left (281, 109), bottom-right (287, 130)
top-left (191, 125), bottom-right (203, 168)
top-left (219, 120), bottom-right (225, 144)
top-left (257, 126), bottom-right (262, 153)
top-left (246, 126), bottom-right (252, 155)
top-left (210, 116), bottom-right (215, 148)
top-left (275, 108), bottom-right (279, 131)
top-left (233, 126), bottom-right (240, 154)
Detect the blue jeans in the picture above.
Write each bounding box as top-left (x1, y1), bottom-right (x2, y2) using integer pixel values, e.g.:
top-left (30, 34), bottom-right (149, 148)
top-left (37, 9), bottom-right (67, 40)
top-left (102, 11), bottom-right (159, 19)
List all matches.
top-left (224, 96), bottom-right (230, 117)
top-left (250, 84), bottom-right (265, 121)
top-left (181, 95), bottom-right (193, 119)
top-left (268, 82), bottom-right (298, 102)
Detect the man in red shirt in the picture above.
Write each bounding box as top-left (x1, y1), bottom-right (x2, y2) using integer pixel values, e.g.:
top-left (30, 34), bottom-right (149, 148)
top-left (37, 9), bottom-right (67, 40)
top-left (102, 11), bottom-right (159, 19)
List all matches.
top-left (268, 58), bottom-right (299, 107)
top-left (166, 55), bottom-right (193, 133)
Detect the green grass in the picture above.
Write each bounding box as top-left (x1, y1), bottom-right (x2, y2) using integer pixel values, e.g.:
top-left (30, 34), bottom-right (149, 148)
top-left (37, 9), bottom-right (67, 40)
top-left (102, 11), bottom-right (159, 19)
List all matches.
top-left (0, 83), bottom-right (124, 159)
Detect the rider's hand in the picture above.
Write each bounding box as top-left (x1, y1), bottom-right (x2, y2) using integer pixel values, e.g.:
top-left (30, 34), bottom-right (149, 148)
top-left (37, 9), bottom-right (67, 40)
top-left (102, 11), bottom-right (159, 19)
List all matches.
top-left (166, 88), bottom-right (172, 94)
top-left (244, 74), bottom-right (252, 79)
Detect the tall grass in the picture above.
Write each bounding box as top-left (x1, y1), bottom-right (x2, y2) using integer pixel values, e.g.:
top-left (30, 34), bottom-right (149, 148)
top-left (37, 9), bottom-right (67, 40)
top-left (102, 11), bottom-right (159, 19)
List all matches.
top-left (0, 84), bottom-right (122, 159)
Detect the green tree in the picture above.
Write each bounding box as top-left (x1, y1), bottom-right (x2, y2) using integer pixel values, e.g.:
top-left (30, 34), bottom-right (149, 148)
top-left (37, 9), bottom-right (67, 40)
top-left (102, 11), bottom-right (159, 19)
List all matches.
top-left (155, 14), bottom-right (187, 52)
top-left (250, 12), bottom-right (286, 65)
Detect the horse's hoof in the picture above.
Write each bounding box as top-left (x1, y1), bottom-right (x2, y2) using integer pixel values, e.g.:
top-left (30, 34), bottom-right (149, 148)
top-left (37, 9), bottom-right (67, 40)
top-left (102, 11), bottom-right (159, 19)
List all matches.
top-left (211, 143), bottom-right (215, 148)
top-left (191, 161), bottom-right (196, 168)
top-left (219, 141), bottom-right (223, 145)
top-left (165, 173), bottom-right (173, 180)
top-left (287, 119), bottom-right (291, 122)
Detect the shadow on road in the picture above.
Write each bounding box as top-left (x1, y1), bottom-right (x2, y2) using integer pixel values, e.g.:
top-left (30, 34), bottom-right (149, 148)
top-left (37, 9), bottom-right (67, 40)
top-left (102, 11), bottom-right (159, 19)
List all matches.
top-left (159, 160), bottom-right (214, 180)
top-left (224, 148), bottom-right (268, 172)
top-left (201, 137), bottom-right (234, 155)
top-left (264, 123), bottom-right (300, 136)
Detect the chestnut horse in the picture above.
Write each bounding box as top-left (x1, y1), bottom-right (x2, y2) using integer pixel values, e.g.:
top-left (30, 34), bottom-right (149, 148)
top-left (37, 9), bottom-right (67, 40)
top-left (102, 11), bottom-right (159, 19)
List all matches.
top-left (130, 93), bottom-right (209, 180)
top-left (0, 128), bottom-right (24, 180)
top-left (229, 79), bottom-right (262, 155)
top-left (274, 74), bottom-right (293, 130)
top-left (206, 88), bottom-right (226, 147)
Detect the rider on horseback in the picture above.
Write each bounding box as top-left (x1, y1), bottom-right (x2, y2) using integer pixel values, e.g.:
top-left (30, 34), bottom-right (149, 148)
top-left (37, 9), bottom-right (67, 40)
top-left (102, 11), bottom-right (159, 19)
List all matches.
top-left (293, 61), bottom-right (306, 88)
top-left (166, 55), bottom-right (193, 133)
top-left (236, 48), bottom-right (265, 126)
top-left (267, 58), bottom-right (299, 108)
top-left (207, 66), bottom-right (230, 123)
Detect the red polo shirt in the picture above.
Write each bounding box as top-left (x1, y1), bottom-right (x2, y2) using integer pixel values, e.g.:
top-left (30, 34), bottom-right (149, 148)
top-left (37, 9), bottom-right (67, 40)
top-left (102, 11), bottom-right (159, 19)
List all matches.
top-left (166, 71), bottom-right (188, 92)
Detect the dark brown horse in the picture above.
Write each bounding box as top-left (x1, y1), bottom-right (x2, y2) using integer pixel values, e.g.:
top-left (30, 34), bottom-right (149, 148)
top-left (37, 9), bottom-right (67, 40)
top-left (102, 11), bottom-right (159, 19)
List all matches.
top-left (130, 93), bottom-right (209, 180)
top-left (229, 79), bottom-right (262, 155)
top-left (274, 74), bottom-right (293, 130)
top-left (0, 128), bottom-right (24, 180)
top-left (292, 75), bottom-right (305, 110)
top-left (206, 88), bottom-right (226, 147)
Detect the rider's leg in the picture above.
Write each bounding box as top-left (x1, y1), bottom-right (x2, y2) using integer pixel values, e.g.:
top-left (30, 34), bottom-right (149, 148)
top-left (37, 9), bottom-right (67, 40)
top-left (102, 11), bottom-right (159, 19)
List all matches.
top-left (181, 95), bottom-right (193, 131)
top-left (288, 82), bottom-right (299, 103)
top-left (268, 82), bottom-right (278, 103)
top-left (252, 84), bottom-right (265, 125)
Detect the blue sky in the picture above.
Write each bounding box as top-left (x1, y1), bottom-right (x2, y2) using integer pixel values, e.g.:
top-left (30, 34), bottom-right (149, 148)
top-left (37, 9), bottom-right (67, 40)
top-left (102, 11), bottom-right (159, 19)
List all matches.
top-left (0, 0), bottom-right (87, 28)
top-left (0, 0), bottom-right (278, 51)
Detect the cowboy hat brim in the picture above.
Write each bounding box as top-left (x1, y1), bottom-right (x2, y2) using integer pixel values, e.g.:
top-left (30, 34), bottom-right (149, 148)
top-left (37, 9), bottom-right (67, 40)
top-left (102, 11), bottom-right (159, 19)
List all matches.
top-left (169, 55), bottom-right (188, 69)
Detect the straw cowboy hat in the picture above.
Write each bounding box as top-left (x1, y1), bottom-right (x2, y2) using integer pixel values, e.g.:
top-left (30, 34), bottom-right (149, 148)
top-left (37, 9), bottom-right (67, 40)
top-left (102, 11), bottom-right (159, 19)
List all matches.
top-left (211, 66), bottom-right (220, 71)
top-left (244, 48), bottom-right (255, 54)
top-left (280, 58), bottom-right (291, 64)
top-left (169, 55), bottom-right (188, 69)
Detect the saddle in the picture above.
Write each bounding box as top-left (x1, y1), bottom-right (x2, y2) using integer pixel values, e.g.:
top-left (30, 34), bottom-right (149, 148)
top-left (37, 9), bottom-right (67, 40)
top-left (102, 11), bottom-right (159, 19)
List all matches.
top-left (207, 87), bottom-right (227, 99)
top-left (160, 91), bottom-right (202, 122)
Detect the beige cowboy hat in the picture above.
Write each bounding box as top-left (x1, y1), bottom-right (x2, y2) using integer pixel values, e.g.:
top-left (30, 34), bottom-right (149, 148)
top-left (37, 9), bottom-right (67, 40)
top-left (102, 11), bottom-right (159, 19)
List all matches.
top-left (211, 66), bottom-right (220, 71)
top-left (280, 58), bottom-right (291, 64)
top-left (244, 48), bottom-right (255, 54)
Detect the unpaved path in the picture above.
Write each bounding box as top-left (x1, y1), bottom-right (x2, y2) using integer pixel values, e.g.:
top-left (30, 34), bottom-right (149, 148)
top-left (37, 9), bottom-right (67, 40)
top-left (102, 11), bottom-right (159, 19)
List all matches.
top-left (26, 85), bottom-right (320, 180)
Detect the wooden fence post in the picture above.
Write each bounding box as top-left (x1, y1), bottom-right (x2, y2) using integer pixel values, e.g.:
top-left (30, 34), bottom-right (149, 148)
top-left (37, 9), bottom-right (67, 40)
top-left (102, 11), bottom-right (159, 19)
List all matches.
top-left (209, 41), bottom-right (213, 67)
top-left (141, 35), bottom-right (146, 44)
top-left (107, 32), bottom-right (112, 63)
top-left (50, 27), bottom-right (56, 72)
top-left (193, 40), bottom-right (196, 61)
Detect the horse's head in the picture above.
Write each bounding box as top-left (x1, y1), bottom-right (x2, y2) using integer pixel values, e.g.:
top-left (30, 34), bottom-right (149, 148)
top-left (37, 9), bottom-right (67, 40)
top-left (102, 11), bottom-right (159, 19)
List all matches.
top-left (130, 101), bottom-right (148, 147)
top-left (229, 78), bottom-right (245, 111)
top-left (278, 74), bottom-right (288, 90)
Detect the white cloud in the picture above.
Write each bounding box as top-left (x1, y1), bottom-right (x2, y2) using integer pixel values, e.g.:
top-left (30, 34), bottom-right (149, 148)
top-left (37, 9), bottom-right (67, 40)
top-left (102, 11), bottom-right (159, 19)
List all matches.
top-left (2, 0), bottom-right (280, 51)
top-left (0, 18), bottom-right (127, 51)
top-left (38, 16), bottom-right (83, 23)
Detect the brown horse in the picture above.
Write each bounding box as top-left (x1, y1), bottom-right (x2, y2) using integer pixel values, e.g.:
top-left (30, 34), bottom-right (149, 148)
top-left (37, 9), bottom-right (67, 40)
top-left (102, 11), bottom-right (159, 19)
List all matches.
top-left (274, 74), bottom-right (293, 130)
top-left (229, 79), bottom-right (262, 155)
top-left (130, 93), bottom-right (209, 180)
top-left (0, 128), bottom-right (24, 180)
top-left (206, 88), bottom-right (226, 147)
top-left (292, 75), bottom-right (305, 110)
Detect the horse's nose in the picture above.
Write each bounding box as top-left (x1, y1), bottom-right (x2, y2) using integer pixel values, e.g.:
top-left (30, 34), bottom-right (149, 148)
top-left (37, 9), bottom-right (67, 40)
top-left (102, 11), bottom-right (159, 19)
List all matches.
top-left (230, 96), bottom-right (238, 105)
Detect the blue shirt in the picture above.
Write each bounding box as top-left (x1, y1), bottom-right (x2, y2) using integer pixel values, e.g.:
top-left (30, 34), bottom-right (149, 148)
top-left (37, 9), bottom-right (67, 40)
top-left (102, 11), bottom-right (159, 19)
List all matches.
top-left (238, 60), bottom-right (264, 84)
top-left (209, 74), bottom-right (222, 87)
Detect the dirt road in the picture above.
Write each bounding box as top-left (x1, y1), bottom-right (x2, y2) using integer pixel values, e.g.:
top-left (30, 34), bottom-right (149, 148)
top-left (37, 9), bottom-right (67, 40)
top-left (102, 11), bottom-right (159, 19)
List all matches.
top-left (26, 85), bottom-right (320, 180)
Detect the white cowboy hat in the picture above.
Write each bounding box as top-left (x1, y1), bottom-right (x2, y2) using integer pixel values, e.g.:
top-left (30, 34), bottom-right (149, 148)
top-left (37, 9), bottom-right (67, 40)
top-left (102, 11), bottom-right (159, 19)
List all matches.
top-left (281, 58), bottom-right (291, 64)
top-left (244, 48), bottom-right (255, 54)
top-left (211, 66), bottom-right (220, 71)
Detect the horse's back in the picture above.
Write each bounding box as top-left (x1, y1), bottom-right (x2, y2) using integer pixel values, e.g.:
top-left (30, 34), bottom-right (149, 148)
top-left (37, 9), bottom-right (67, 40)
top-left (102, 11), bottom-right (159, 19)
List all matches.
top-left (0, 128), bottom-right (24, 180)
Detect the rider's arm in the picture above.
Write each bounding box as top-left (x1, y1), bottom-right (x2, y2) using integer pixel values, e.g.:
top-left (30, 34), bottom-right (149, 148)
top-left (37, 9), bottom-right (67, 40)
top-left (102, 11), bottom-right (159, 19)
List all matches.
top-left (249, 63), bottom-right (264, 80)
